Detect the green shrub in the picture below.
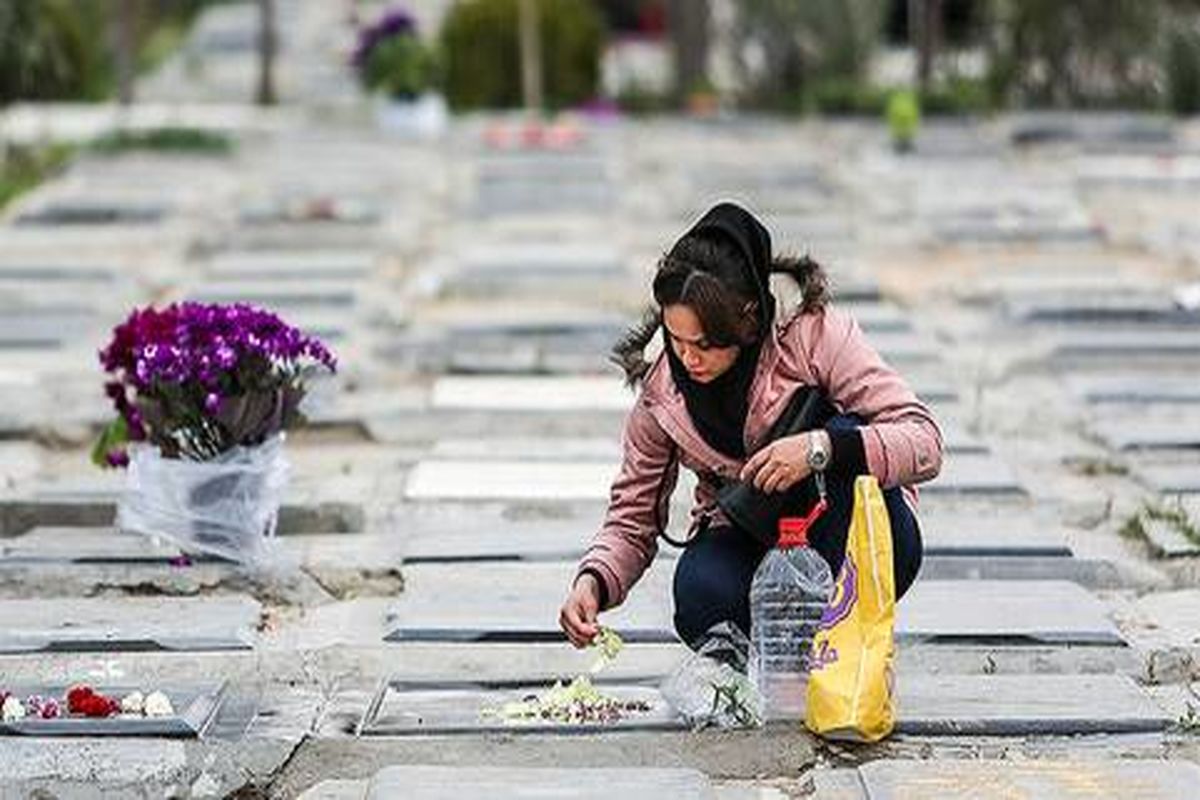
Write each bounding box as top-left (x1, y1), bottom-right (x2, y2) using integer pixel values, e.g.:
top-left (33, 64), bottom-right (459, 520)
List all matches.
top-left (361, 33), bottom-right (438, 99)
top-left (90, 127), bottom-right (233, 156)
top-left (353, 8), bottom-right (439, 99)
top-left (886, 90), bottom-right (920, 151)
top-left (919, 76), bottom-right (992, 116)
top-left (0, 0), bottom-right (112, 103)
top-left (440, 0), bottom-right (604, 111)
top-left (615, 82), bottom-right (671, 115)
top-left (810, 78), bottom-right (888, 115)
top-left (0, 144), bottom-right (74, 211)
top-left (1167, 27), bottom-right (1200, 116)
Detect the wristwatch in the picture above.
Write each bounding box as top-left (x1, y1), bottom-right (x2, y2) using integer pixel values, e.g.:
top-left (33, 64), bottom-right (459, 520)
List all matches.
top-left (806, 430), bottom-right (830, 472)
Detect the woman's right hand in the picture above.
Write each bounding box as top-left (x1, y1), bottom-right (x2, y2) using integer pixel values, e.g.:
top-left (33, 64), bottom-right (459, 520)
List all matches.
top-left (559, 573), bottom-right (601, 648)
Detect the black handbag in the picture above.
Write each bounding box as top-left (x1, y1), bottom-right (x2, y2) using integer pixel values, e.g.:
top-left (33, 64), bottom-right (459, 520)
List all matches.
top-left (715, 385), bottom-right (836, 546)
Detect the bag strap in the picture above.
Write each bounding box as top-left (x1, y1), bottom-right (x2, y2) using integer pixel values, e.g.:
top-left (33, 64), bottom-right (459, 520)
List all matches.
top-left (654, 442), bottom-right (708, 549)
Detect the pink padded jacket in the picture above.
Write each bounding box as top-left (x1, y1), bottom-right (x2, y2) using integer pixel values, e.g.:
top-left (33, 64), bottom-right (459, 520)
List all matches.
top-left (575, 304), bottom-right (944, 609)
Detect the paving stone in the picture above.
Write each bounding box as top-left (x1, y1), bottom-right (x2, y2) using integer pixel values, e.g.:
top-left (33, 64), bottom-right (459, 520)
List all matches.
top-left (405, 460), bottom-right (617, 501)
top-left (189, 280), bottom-right (360, 309)
top-left (922, 453), bottom-right (1026, 496)
top-left (297, 780), bottom-right (367, 800)
top-left (0, 264), bottom-right (118, 284)
top-left (0, 681), bottom-right (226, 737)
top-left (0, 480), bottom-right (365, 536)
top-left (917, 513), bottom-right (1072, 557)
top-left (1051, 329), bottom-right (1200, 361)
top-left (1011, 111), bottom-right (1174, 146)
top-left (384, 560), bottom-right (676, 643)
top-left (1092, 419), bottom-right (1200, 451)
top-left (206, 250), bottom-right (375, 281)
top-left (406, 449), bottom-right (1007, 501)
top-left (14, 200), bottom-right (167, 226)
top-left (358, 673), bottom-right (1165, 737)
top-left (936, 420), bottom-right (989, 454)
top-left (840, 302), bottom-right (914, 333)
top-left (476, 154), bottom-right (609, 183)
top-left (898, 580), bottom-right (1123, 645)
top-left (919, 556), bottom-right (1127, 588)
top-left (366, 410), bottom-right (626, 445)
top-left (1138, 465), bottom-right (1200, 493)
top-left (360, 678), bottom-right (680, 736)
top-left (453, 243), bottom-right (627, 280)
top-left (1079, 154), bottom-right (1200, 188)
top-left (383, 322), bottom-right (624, 376)
top-left (1141, 515), bottom-right (1200, 558)
top-left (474, 181), bottom-right (615, 216)
top-left (393, 504), bottom-right (1065, 565)
top-left (853, 331), bottom-right (941, 364)
top-left (858, 758), bottom-right (1199, 799)
top-left (429, 437), bottom-right (622, 462)
top-left (1007, 291), bottom-right (1200, 326)
top-left (1069, 374), bottom-right (1200, 405)
top-left (932, 216), bottom-right (1099, 245)
top-left (894, 673), bottom-right (1168, 734)
top-left (391, 501), bottom-right (690, 564)
top-left (0, 526), bottom-right (188, 562)
top-left (0, 596), bottom-right (259, 653)
top-left (385, 560), bottom-right (1119, 646)
top-left (0, 308), bottom-right (99, 349)
top-left (431, 376), bottom-right (633, 411)
top-left (1134, 589), bottom-right (1200, 649)
top-left (365, 766), bottom-right (712, 799)
top-left (239, 197), bottom-right (380, 225)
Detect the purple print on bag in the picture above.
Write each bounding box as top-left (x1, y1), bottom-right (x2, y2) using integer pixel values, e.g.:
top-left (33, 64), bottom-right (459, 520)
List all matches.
top-left (810, 638), bottom-right (839, 671)
top-left (819, 553), bottom-right (858, 631)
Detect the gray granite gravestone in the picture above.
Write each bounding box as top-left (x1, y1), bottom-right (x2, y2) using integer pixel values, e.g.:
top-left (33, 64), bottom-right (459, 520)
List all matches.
top-left (0, 596), bottom-right (259, 653)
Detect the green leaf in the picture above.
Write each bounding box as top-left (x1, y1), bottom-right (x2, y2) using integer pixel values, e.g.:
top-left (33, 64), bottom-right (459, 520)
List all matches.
top-left (90, 416), bottom-right (129, 468)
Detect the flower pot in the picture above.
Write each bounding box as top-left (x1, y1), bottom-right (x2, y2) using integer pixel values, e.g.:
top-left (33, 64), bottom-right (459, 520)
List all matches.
top-left (375, 92), bottom-right (448, 139)
top-left (116, 434), bottom-right (289, 566)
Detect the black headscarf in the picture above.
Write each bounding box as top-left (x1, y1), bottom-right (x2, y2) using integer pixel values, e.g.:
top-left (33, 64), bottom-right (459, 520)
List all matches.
top-left (664, 202), bottom-right (774, 459)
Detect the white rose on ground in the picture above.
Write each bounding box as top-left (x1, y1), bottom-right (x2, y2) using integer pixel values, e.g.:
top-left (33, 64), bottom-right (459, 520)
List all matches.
top-left (2, 695), bottom-right (26, 722)
top-left (143, 691), bottom-right (174, 717)
top-left (120, 691), bottom-right (145, 715)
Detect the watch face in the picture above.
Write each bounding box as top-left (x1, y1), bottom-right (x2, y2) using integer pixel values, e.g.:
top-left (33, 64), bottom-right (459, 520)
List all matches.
top-left (808, 434), bottom-right (829, 470)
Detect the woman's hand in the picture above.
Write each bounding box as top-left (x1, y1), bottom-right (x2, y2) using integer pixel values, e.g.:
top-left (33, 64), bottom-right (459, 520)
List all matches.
top-left (740, 431), bottom-right (825, 493)
top-left (559, 573), bottom-right (602, 648)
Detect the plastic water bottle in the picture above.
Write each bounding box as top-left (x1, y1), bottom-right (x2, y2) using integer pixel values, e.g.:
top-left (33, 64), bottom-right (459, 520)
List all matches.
top-left (749, 514), bottom-right (834, 720)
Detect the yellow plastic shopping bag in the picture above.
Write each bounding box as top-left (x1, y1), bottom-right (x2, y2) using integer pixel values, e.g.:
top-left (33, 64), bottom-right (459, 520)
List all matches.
top-left (805, 475), bottom-right (896, 741)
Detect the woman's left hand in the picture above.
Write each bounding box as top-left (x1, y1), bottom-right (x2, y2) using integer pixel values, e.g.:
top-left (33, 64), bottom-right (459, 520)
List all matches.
top-left (740, 433), bottom-right (812, 493)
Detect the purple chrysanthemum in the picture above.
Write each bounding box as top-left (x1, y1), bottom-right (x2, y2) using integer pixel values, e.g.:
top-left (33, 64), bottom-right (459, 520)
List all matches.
top-left (351, 6), bottom-right (418, 68)
top-left (96, 302), bottom-right (337, 464)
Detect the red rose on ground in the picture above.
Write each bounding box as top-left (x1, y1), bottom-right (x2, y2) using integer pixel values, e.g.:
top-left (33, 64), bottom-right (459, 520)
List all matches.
top-left (66, 685), bottom-right (119, 717)
top-left (66, 685), bottom-right (94, 713)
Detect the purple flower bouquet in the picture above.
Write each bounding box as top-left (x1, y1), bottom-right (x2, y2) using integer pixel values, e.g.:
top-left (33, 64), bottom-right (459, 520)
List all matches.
top-left (95, 303), bottom-right (337, 565)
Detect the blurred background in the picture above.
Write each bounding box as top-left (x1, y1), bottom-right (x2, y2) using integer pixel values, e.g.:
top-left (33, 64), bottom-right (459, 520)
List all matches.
top-left (3, 3), bottom-right (1200, 797)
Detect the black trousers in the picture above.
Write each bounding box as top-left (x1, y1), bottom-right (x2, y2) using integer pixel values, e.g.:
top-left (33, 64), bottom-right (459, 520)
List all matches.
top-left (671, 455), bottom-right (923, 649)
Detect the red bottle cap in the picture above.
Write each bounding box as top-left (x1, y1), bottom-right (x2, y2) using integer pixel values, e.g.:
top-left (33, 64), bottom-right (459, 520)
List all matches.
top-left (776, 497), bottom-right (829, 549)
top-left (778, 517), bottom-right (810, 548)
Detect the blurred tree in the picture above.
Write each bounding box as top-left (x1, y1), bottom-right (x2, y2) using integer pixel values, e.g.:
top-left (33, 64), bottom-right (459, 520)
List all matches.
top-left (0, 0), bottom-right (112, 104)
top-left (734, 0), bottom-right (886, 109)
top-left (0, 0), bottom-right (215, 106)
top-left (983, 0), bottom-right (1163, 108)
top-left (667, 0), bottom-right (709, 103)
top-left (115, 0), bottom-right (137, 104)
top-left (911, 0), bottom-right (943, 91)
top-left (441, 0), bottom-right (604, 111)
top-left (257, 0), bottom-right (277, 105)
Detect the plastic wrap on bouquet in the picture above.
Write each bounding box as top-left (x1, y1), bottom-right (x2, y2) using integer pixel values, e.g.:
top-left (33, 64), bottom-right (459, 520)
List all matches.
top-left (660, 623), bottom-right (764, 730)
top-left (117, 434), bottom-right (289, 566)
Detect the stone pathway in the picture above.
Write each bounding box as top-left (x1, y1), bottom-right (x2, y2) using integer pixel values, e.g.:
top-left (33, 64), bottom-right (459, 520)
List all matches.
top-left (2, 2), bottom-right (1200, 797)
